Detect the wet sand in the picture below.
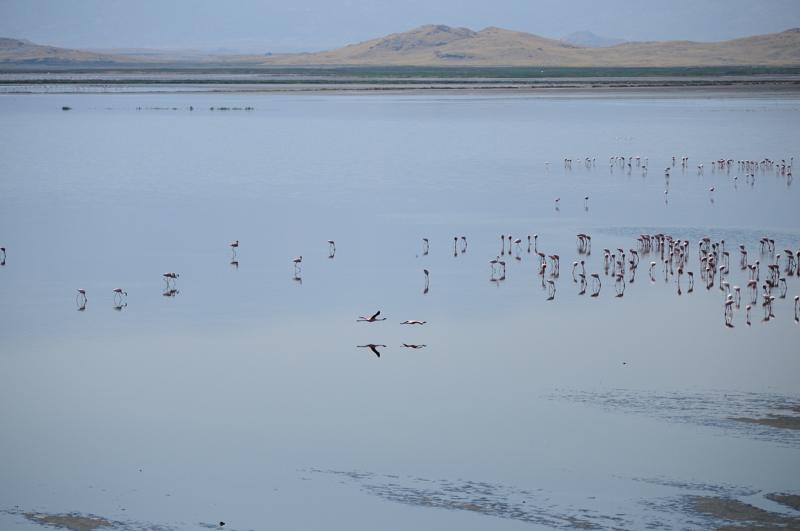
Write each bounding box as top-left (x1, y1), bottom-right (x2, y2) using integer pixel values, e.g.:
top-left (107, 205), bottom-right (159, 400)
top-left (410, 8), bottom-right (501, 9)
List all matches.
top-left (23, 512), bottom-right (115, 531)
top-left (731, 415), bottom-right (800, 431)
top-left (688, 495), bottom-right (800, 530)
top-left (9, 489), bottom-right (800, 531)
top-left (766, 493), bottom-right (800, 511)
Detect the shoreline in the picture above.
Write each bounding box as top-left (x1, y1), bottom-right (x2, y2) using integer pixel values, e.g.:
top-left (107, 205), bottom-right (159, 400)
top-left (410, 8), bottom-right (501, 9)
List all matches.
top-left (2, 79), bottom-right (800, 95)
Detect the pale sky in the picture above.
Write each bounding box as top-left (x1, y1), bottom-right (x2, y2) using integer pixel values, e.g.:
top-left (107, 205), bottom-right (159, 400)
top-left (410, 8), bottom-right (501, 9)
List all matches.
top-left (1, 0), bottom-right (799, 53)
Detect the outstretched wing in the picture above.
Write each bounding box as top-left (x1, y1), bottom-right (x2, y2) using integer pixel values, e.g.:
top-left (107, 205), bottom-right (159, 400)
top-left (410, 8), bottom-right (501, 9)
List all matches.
top-left (369, 345), bottom-right (381, 358)
top-left (370, 310), bottom-right (381, 320)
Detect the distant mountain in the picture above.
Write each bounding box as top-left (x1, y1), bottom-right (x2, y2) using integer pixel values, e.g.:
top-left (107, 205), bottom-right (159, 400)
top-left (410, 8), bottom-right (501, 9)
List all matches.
top-left (562, 31), bottom-right (626, 48)
top-left (0, 37), bottom-right (128, 65)
top-left (257, 25), bottom-right (800, 66)
top-left (2, 26), bottom-right (800, 67)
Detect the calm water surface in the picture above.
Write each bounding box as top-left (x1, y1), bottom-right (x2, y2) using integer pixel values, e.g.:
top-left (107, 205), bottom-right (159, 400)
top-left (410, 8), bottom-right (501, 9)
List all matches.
top-left (0, 91), bottom-right (798, 530)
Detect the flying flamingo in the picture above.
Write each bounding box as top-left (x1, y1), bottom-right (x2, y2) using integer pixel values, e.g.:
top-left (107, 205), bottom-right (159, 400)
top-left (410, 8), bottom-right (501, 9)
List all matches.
top-left (357, 344), bottom-right (385, 358)
top-left (358, 310), bottom-right (386, 322)
top-left (401, 320), bottom-right (426, 325)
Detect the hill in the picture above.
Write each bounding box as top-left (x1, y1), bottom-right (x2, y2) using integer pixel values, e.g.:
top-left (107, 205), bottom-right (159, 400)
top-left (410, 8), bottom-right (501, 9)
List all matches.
top-left (257, 25), bottom-right (800, 67)
top-left (0, 37), bottom-right (128, 65)
top-left (2, 26), bottom-right (799, 67)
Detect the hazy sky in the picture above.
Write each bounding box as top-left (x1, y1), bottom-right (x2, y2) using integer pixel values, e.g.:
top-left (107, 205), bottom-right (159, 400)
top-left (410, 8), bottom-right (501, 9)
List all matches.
top-left (2, 0), bottom-right (799, 52)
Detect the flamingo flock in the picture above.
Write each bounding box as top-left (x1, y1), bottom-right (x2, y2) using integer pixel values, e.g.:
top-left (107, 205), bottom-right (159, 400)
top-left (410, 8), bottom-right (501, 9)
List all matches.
top-left (1, 153), bottom-right (795, 353)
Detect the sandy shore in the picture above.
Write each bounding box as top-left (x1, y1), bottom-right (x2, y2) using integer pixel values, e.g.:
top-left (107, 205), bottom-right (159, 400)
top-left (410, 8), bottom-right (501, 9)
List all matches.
top-left (689, 495), bottom-right (800, 530)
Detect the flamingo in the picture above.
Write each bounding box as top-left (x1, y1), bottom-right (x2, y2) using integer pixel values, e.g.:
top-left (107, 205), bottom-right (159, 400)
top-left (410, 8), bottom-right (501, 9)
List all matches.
top-left (112, 288), bottom-right (127, 308)
top-left (724, 297), bottom-right (735, 327)
top-left (402, 344), bottom-right (427, 349)
top-left (497, 258), bottom-right (507, 277)
top-left (293, 256), bottom-right (302, 273)
top-left (76, 289), bottom-right (87, 310)
top-left (163, 272), bottom-right (179, 288)
top-left (328, 240), bottom-right (336, 258)
top-left (590, 273), bottom-right (601, 297)
top-left (615, 275), bottom-right (625, 297)
top-left (358, 310), bottom-right (386, 322)
top-left (401, 320), bottom-right (426, 325)
top-left (357, 344), bottom-right (385, 358)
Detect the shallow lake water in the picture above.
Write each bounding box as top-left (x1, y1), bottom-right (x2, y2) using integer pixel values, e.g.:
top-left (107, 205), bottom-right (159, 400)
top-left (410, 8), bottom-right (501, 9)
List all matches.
top-left (0, 91), bottom-right (798, 530)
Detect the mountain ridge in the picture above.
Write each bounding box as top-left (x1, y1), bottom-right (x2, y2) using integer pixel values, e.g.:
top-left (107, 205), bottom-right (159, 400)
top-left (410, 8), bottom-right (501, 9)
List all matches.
top-left (2, 25), bottom-right (800, 67)
top-left (255, 24), bottom-right (800, 66)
